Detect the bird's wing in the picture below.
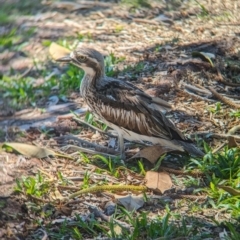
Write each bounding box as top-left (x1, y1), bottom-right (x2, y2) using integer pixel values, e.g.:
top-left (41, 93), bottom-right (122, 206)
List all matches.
top-left (89, 80), bottom-right (185, 141)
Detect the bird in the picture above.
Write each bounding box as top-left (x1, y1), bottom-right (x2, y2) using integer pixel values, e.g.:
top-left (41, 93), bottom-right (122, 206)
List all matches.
top-left (56, 47), bottom-right (204, 159)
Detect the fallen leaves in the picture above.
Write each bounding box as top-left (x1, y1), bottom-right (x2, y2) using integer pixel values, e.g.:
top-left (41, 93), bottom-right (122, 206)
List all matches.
top-left (2, 142), bottom-right (73, 159)
top-left (145, 171), bottom-right (172, 194)
top-left (49, 42), bottom-right (70, 61)
top-left (115, 194), bottom-right (145, 211)
top-left (129, 145), bottom-right (179, 164)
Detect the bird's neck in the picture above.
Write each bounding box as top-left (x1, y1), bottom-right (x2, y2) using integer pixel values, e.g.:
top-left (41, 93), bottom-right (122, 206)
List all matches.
top-left (80, 66), bottom-right (104, 97)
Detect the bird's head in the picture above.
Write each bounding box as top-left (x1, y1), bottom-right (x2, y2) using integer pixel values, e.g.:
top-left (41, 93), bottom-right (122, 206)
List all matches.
top-left (56, 47), bottom-right (105, 77)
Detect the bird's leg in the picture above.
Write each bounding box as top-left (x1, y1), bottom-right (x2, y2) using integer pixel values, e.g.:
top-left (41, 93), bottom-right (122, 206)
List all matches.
top-left (117, 131), bottom-right (125, 160)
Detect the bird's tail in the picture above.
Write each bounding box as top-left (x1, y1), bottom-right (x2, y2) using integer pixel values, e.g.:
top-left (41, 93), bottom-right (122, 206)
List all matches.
top-left (177, 140), bottom-right (205, 157)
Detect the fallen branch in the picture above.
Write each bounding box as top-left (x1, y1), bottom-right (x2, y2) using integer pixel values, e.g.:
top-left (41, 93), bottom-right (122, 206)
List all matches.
top-left (182, 82), bottom-right (212, 96)
top-left (188, 132), bottom-right (240, 141)
top-left (208, 87), bottom-right (240, 109)
top-left (56, 135), bottom-right (119, 155)
top-left (68, 184), bottom-right (147, 199)
top-left (228, 125), bottom-right (240, 135)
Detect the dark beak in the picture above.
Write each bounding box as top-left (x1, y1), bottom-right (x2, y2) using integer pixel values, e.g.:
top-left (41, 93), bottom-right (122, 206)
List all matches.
top-left (56, 55), bottom-right (72, 62)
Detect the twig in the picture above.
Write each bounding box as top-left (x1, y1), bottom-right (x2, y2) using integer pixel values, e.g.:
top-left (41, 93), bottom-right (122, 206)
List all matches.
top-left (68, 185), bottom-right (147, 199)
top-left (182, 82), bottom-right (212, 96)
top-left (39, 229), bottom-right (48, 240)
top-left (216, 68), bottom-right (240, 87)
top-left (188, 131), bottom-right (240, 141)
top-left (160, 166), bottom-right (204, 177)
top-left (86, 203), bottom-right (132, 229)
top-left (73, 117), bottom-right (116, 138)
top-left (133, 18), bottom-right (159, 25)
top-left (61, 145), bottom-right (119, 158)
top-left (212, 142), bottom-right (227, 154)
top-left (208, 87), bottom-right (240, 109)
top-left (224, 94), bottom-right (240, 100)
top-left (167, 194), bottom-right (206, 201)
top-left (55, 135), bottom-right (118, 154)
top-left (183, 89), bottom-right (216, 102)
top-left (17, 67), bottom-right (32, 80)
top-left (227, 125), bottom-right (240, 135)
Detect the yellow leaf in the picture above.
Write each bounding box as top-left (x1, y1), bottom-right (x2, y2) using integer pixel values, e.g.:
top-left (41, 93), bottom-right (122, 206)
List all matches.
top-left (49, 42), bottom-right (71, 61)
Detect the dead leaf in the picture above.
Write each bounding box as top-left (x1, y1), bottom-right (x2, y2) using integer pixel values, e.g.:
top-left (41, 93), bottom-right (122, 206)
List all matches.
top-left (49, 42), bottom-right (71, 61)
top-left (56, 205), bottom-right (73, 216)
top-left (2, 142), bottom-right (56, 158)
top-left (112, 225), bottom-right (122, 236)
top-left (145, 171), bottom-right (172, 194)
top-left (227, 136), bottom-right (238, 148)
top-left (218, 185), bottom-right (240, 196)
top-left (128, 145), bottom-right (177, 164)
top-left (115, 194), bottom-right (145, 211)
top-left (2, 142), bottom-right (74, 160)
top-left (192, 51), bottom-right (214, 67)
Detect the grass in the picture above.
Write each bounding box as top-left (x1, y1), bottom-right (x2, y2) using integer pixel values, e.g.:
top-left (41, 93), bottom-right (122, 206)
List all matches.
top-left (1, 1), bottom-right (240, 238)
top-left (12, 144), bottom-right (240, 239)
top-left (121, 0), bottom-right (151, 8)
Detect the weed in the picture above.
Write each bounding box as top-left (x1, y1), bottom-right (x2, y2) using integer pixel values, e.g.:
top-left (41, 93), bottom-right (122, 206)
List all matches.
top-left (15, 171), bottom-right (50, 197)
top-left (182, 176), bottom-right (201, 187)
top-left (77, 32), bottom-right (93, 42)
top-left (114, 25), bottom-right (124, 33)
top-left (84, 111), bottom-right (108, 130)
top-left (208, 102), bottom-right (222, 114)
top-left (121, 62), bottom-right (146, 80)
top-left (188, 146), bottom-right (240, 218)
top-left (0, 73), bottom-right (59, 108)
top-left (230, 110), bottom-right (240, 118)
top-left (121, 0), bottom-right (151, 8)
top-left (195, 0), bottom-right (209, 17)
top-left (82, 171), bottom-right (91, 188)
top-left (0, 28), bottom-right (19, 49)
top-left (94, 155), bottom-right (120, 177)
top-left (59, 64), bottom-right (84, 94)
top-left (137, 160), bottom-right (146, 175)
top-left (105, 52), bottom-right (125, 77)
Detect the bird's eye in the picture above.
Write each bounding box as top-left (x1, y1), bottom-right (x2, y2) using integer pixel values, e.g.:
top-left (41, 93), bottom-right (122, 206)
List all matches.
top-left (77, 55), bottom-right (86, 62)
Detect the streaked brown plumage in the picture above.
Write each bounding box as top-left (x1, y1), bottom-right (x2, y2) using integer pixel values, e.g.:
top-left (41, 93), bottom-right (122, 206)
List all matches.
top-left (56, 47), bottom-right (204, 158)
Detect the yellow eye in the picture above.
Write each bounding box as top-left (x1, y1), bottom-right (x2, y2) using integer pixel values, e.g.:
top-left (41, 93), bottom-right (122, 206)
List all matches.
top-left (77, 55), bottom-right (86, 61)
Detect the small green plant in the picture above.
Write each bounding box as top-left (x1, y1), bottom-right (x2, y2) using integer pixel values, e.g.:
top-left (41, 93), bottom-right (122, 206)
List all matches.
top-left (0, 28), bottom-right (19, 48)
top-left (195, 0), bottom-right (209, 17)
top-left (137, 160), bottom-right (146, 175)
top-left (105, 52), bottom-right (125, 77)
top-left (57, 38), bottom-right (79, 50)
top-left (77, 32), bottom-right (93, 42)
top-left (208, 102), bottom-right (222, 114)
top-left (59, 64), bottom-right (84, 94)
top-left (121, 0), bottom-right (151, 8)
top-left (15, 172), bottom-right (50, 197)
top-left (188, 146), bottom-right (240, 218)
top-left (230, 110), bottom-right (240, 118)
top-left (84, 111), bottom-right (108, 130)
top-left (114, 25), bottom-right (124, 33)
top-left (82, 171), bottom-right (91, 188)
top-left (0, 73), bottom-right (58, 108)
top-left (94, 155), bottom-right (120, 177)
top-left (121, 62), bottom-right (146, 80)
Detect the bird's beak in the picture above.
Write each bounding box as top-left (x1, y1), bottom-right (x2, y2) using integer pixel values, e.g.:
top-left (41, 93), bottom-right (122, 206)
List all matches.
top-left (56, 55), bottom-right (72, 63)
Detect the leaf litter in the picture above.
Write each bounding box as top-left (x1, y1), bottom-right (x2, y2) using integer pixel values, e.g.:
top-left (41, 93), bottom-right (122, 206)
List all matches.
top-left (0, 0), bottom-right (240, 239)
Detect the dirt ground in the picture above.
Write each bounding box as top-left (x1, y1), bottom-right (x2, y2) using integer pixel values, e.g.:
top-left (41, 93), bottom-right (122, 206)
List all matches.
top-left (0, 0), bottom-right (240, 239)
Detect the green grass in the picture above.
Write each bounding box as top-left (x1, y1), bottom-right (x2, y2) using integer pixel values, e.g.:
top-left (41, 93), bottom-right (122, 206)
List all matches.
top-left (105, 52), bottom-right (126, 77)
top-left (121, 0), bottom-right (151, 8)
top-left (13, 144), bottom-right (240, 239)
top-left (0, 59), bottom-right (83, 109)
top-left (0, 0), bottom-right (42, 22)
